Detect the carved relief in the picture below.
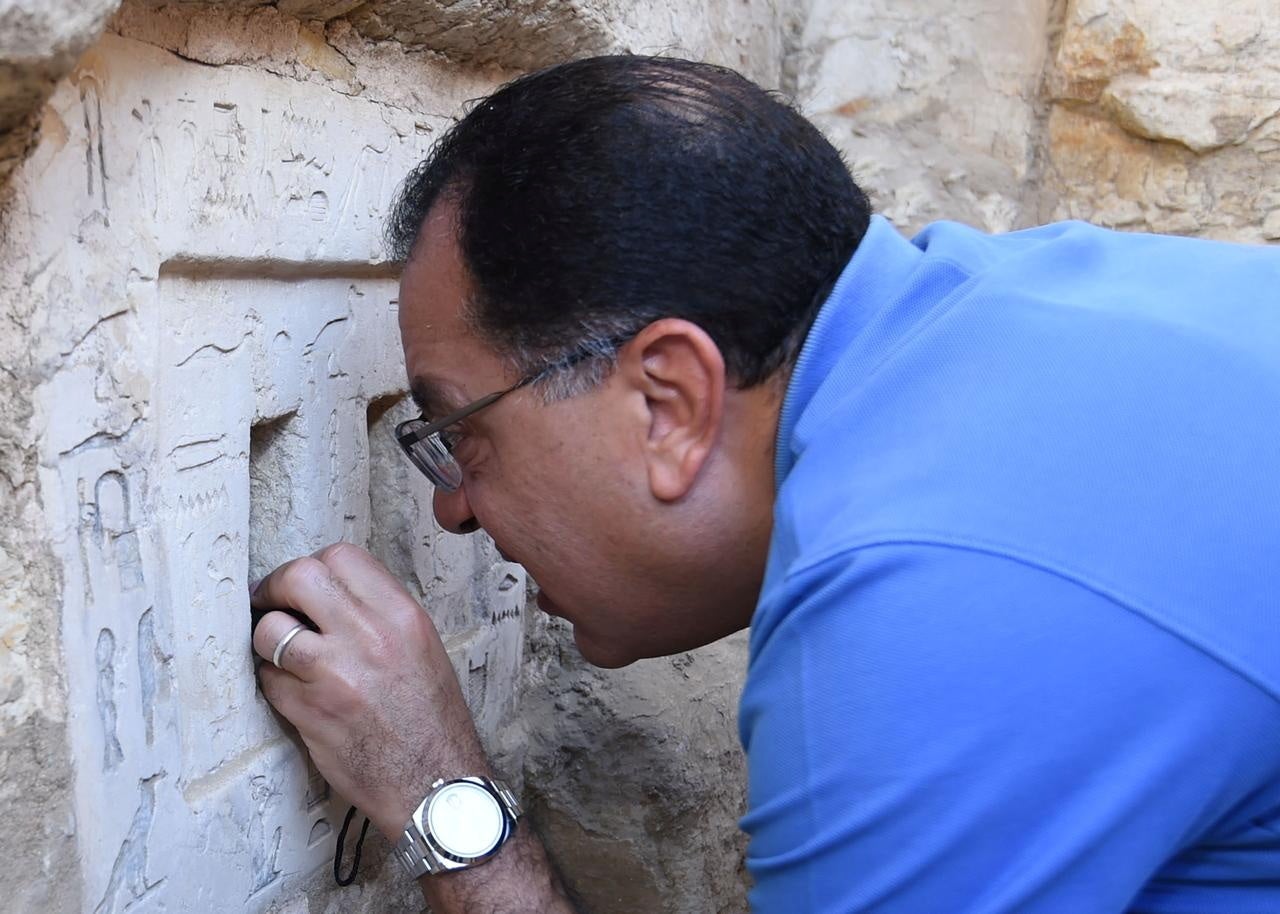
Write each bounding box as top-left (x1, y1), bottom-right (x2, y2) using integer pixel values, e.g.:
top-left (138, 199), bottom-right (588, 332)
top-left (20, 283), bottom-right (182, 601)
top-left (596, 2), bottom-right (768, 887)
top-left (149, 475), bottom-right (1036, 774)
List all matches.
top-left (94, 471), bottom-right (145, 593)
top-left (131, 99), bottom-right (165, 220)
top-left (38, 34), bottom-right (523, 913)
top-left (136, 608), bottom-right (172, 747)
top-left (96, 628), bottom-right (125, 771)
top-left (94, 774), bottom-right (163, 914)
top-left (247, 774), bottom-right (283, 897)
top-left (304, 755), bottom-right (330, 809)
top-left (78, 73), bottom-right (109, 223)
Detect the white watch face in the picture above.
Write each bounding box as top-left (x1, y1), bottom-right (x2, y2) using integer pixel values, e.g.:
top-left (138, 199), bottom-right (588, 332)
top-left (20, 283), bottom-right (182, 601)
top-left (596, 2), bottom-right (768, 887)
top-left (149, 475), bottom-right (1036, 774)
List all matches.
top-left (427, 781), bottom-right (505, 859)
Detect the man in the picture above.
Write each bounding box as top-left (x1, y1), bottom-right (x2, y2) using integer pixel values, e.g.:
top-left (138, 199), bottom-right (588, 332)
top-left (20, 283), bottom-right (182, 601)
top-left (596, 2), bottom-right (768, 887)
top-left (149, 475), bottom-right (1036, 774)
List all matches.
top-left (249, 55), bottom-right (1280, 912)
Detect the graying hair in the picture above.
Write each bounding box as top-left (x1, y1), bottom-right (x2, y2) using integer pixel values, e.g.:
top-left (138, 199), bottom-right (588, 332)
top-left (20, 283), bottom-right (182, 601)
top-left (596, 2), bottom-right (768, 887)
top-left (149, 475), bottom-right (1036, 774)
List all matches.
top-left (527, 336), bottom-right (625, 402)
top-left (464, 296), bottom-right (641, 402)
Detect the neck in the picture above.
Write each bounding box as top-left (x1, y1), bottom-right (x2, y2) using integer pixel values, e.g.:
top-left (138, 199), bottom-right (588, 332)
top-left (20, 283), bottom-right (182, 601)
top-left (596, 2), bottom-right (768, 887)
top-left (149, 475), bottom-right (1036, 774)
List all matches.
top-left (702, 377), bottom-right (784, 633)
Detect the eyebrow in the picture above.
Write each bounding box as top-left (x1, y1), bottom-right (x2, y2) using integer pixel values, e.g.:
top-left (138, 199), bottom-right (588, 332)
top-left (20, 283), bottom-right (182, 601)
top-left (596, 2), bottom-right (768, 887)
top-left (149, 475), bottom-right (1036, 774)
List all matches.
top-left (409, 376), bottom-right (466, 418)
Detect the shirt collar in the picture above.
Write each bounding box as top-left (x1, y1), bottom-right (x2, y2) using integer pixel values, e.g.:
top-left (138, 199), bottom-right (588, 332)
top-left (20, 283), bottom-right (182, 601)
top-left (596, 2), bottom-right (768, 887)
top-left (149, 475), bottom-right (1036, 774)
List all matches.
top-left (773, 215), bottom-right (924, 488)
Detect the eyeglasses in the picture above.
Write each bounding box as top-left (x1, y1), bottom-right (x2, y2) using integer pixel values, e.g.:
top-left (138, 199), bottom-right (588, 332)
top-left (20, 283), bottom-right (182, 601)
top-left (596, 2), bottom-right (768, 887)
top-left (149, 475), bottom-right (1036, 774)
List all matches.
top-left (394, 337), bottom-right (629, 491)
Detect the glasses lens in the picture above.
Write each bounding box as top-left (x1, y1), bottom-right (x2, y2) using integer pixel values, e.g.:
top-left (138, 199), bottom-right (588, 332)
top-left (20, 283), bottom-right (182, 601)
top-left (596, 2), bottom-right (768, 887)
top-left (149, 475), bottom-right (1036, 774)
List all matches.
top-left (397, 421), bottom-right (463, 491)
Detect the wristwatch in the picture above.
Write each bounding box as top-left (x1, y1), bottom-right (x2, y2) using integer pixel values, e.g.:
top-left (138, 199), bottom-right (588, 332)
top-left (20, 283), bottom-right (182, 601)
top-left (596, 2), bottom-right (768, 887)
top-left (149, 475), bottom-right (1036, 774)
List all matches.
top-left (392, 776), bottom-right (522, 878)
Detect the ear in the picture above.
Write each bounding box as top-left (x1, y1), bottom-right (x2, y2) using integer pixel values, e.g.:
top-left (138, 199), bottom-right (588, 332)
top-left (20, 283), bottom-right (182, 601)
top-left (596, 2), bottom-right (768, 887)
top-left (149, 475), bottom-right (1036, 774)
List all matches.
top-left (619, 319), bottom-right (726, 502)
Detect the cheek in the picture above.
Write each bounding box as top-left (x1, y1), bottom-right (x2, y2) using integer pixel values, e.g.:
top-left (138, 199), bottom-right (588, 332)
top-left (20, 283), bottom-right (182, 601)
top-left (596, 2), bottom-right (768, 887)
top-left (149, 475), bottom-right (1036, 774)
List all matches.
top-left (465, 463), bottom-right (561, 556)
top-left (472, 483), bottom-right (592, 585)
top-left (472, 409), bottom-right (632, 568)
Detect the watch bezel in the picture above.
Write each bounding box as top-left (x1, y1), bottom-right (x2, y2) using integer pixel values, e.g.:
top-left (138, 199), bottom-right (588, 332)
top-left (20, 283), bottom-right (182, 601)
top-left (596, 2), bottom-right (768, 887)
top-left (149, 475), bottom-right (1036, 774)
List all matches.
top-left (416, 777), bottom-right (513, 868)
top-left (396, 775), bottom-right (521, 877)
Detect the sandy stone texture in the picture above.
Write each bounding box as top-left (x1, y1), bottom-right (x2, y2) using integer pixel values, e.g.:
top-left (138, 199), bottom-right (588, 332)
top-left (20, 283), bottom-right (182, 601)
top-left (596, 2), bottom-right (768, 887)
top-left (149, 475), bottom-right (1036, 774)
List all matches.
top-left (793, 0), bottom-right (1055, 235)
top-left (1044, 0), bottom-right (1280, 240)
top-left (347, 0), bottom-right (788, 72)
top-left (3, 0), bottom-right (789, 180)
top-left (522, 612), bottom-right (753, 914)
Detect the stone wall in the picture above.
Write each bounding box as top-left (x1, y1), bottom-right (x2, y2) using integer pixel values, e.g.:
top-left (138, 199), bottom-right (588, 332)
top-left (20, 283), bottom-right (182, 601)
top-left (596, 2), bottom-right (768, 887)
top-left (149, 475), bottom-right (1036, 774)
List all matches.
top-left (795, 0), bottom-right (1280, 241)
top-left (1, 1), bottom-right (1275, 913)
top-left (1043, 0), bottom-right (1280, 240)
top-left (521, 617), bottom-right (753, 914)
top-left (1, 20), bottom-right (513, 913)
top-left (0, 2), bottom-right (785, 912)
top-left (0, 0), bottom-right (120, 182)
top-left (793, 0), bottom-right (1054, 233)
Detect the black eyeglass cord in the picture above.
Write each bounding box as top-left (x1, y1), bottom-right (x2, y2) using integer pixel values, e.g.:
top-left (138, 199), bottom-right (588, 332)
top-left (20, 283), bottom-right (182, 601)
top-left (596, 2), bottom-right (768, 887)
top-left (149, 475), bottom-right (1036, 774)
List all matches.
top-left (334, 804), bottom-right (371, 886)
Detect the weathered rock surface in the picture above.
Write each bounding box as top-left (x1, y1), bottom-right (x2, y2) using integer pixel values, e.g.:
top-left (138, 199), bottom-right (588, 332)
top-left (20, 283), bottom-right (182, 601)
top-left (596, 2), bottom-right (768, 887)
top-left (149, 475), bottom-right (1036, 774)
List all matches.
top-left (0, 20), bottom-right (520, 914)
top-left (348, 0), bottom-right (787, 72)
top-left (2, 0), bottom-right (791, 186)
top-left (522, 609), bottom-right (752, 914)
top-left (793, 0), bottom-right (1054, 235)
top-left (0, 0), bottom-right (122, 181)
top-left (1044, 0), bottom-right (1280, 240)
top-left (0, 2), bottom-right (782, 911)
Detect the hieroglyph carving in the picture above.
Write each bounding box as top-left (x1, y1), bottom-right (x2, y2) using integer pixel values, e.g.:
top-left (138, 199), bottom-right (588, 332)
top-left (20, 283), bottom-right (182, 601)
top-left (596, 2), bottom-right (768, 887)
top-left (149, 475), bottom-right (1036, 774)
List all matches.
top-left (31, 34), bottom-right (524, 911)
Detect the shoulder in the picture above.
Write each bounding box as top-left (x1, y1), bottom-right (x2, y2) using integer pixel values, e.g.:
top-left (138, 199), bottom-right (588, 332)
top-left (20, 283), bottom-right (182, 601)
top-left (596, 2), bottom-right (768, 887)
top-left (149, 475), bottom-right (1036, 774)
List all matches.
top-left (740, 541), bottom-right (1280, 913)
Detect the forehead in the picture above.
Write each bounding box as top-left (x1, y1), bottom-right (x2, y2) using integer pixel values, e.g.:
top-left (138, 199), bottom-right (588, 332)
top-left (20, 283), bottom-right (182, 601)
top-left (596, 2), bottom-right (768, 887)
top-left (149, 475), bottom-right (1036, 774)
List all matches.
top-left (398, 202), bottom-right (505, 413)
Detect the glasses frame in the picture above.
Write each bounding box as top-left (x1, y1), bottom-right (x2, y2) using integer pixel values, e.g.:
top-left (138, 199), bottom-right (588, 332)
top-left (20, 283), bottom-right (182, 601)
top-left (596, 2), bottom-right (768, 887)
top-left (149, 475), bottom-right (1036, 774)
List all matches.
top-left (394, 336), bottom-right (631, 491)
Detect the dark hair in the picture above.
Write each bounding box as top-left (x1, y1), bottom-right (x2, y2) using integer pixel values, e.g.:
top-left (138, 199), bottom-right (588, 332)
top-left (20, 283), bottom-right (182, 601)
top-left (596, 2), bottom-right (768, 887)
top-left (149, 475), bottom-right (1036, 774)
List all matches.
top-left (387, 55), bottom-right (870, 388)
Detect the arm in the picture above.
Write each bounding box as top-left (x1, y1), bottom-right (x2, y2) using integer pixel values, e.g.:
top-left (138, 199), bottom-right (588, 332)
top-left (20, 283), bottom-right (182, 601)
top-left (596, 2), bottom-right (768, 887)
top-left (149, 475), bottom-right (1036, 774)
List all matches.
top-left (415, 825), bottom-right (573, 914)
top-left (249, 542), bottom-right (576, 914)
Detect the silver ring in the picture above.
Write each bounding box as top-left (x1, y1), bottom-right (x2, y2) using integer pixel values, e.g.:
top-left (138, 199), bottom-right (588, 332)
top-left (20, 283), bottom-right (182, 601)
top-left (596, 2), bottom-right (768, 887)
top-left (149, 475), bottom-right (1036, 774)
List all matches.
top-left (272, 622), bottom-right (308, 668)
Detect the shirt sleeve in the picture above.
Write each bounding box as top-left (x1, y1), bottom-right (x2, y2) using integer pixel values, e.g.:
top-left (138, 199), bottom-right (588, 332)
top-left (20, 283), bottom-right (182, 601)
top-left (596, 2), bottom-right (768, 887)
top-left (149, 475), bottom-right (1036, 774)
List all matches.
top-left (739, 542), bottom-right (1280, 914)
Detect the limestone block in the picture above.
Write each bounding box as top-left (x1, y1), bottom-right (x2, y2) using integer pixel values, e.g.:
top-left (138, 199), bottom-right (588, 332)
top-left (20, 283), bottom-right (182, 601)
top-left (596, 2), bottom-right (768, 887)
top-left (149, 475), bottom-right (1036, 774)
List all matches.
top-left (4, 29), bottom-right (524, 912)
top-left (611, 0), bottom-right (788, 86)
top-left (0, 0), bottom-right (121, 181)
top-left (1102, 73), bottom-right (1280, 155)
top-left (277, 0), bottom-right (367, 22)
top-left (1046, 0), bottom-right (1280, 239)
top-left (349, 0), bottom-right (788, 77)
top-left (347, 0), bottom-right (612, 68)
top-left (109, 3), bottom-right (361, 91)
top-left (792, 0), bottom-right (1053, 234)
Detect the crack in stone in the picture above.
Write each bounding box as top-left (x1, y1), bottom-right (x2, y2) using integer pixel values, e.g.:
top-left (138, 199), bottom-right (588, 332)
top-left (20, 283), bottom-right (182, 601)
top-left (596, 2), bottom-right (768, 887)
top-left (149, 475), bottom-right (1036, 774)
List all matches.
top-left (59, 308), bottom-right (131, 360)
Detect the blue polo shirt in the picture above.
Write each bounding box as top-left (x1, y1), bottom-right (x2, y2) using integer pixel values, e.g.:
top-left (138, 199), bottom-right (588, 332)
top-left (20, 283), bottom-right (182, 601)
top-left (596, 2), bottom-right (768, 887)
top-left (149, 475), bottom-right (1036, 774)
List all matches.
top-left (740, 216), bottom-right (1280, 912)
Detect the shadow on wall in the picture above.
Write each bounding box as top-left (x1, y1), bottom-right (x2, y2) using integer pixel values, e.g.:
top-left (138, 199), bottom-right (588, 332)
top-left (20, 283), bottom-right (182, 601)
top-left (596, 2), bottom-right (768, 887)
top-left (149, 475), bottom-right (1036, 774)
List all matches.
top-left (248, 410), bottom-right (302, 585)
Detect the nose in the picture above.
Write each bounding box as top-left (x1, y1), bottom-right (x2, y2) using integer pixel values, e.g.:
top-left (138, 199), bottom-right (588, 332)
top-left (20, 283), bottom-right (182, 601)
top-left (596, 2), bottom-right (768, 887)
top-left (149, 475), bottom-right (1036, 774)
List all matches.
top-left (433, 484), bottom-right (480, 535)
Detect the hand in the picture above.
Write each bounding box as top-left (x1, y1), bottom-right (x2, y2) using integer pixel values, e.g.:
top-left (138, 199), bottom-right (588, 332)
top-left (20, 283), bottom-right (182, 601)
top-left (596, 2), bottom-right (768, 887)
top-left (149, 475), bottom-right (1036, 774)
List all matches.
top-left (250, 542), bottom-right (489, 839)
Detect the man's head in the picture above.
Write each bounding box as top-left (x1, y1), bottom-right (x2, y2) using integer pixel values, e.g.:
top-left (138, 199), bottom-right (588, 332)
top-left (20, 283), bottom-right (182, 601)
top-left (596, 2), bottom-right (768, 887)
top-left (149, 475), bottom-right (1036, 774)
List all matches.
top-left (390, 55), bottom-right (869, 667)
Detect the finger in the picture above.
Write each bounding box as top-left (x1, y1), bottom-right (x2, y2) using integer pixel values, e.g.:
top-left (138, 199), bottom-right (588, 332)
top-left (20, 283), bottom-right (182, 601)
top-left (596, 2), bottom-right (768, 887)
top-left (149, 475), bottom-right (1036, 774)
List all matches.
top-left (257, 666), bottom-right (353, 758)
top-left (249, 602), bottom-right (318, 641)
top-left (257, 662), bottom-right (308, 718)
top-left (310, 542), bottom-right (408, 618)
top-left (250, 555), bottom-right (347, 633)
top-left (252, 610), bottom-right (327, 681)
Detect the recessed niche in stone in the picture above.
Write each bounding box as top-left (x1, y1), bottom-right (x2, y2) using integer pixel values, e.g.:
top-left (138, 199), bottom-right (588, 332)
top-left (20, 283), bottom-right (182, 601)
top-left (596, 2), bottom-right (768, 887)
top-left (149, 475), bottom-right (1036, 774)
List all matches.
top-left (248, 411), bottom-right (301, 585)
